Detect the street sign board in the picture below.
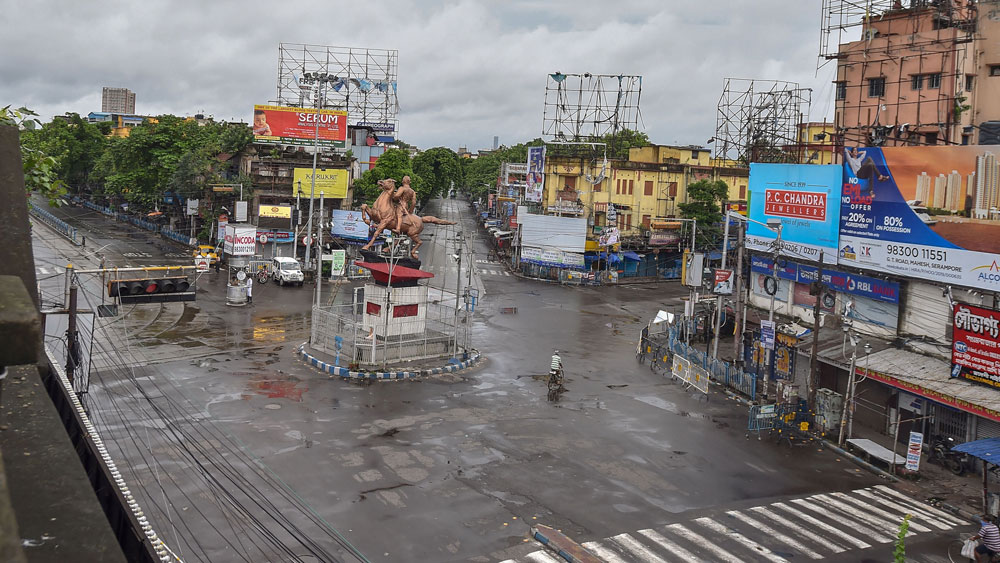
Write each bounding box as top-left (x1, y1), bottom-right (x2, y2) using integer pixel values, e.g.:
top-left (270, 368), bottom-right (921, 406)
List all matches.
top-left (906, 431), bottom-right (924, 471)
top-left (195, 257), bottom-right (210, 272)
top-left (761, 320), bottom-right (776, 350)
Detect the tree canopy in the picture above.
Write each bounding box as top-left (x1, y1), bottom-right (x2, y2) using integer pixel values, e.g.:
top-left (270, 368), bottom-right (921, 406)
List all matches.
top-left (352, 148), bottom-right (429, 208)
top-left (412, 147), bottom-right (462, 198)
top-left (2, 106), bottom-right (66, 205)
top-left (678, 179), bottom-right (730, 250)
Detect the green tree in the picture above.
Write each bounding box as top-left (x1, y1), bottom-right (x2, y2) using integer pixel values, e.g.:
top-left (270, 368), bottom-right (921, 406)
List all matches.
top-left (893, 514), bottom-right (911, 562)
top-left (352, 148), bottom-right (427, 207)
top-left (1, 106), bottom-right (66, 206)
top-left (602, 129), bottom-right (650, 159)
top-left (678, 179), bottom-right (729, 250)
top-left (461, 139), bottom-right (544, 199)
top-left (413, 147), bottom-right (462, 199)
top-left (20, 113), bottom-right (107, 191)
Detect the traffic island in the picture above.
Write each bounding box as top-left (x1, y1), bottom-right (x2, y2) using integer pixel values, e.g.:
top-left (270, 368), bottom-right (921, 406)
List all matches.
top-left (298, 343), bottom-right (482, 381)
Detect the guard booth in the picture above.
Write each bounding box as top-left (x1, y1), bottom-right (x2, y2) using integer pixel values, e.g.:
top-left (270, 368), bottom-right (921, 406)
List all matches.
top-left (224, 223), bottom-right (256, 306)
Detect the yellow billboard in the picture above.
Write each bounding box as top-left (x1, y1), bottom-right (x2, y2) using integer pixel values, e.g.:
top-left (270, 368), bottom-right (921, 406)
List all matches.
top-left (293, 168), bottom-right (349, 198)
top-left (258, 204), bottom-right (292, 219)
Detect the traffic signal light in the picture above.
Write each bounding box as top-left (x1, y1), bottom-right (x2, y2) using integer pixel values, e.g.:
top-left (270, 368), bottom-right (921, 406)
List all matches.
top-left (108, 275), bottom-right (195, 303)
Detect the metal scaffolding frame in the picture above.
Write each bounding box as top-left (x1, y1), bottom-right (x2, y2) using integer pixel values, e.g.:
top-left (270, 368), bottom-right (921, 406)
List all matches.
top-left (541, 73), bottom-right (643, 141)
top-left (714, 78), bottom-right (812, 164)
top-left (274, 43), bottom-right (399, 132)
top-left (818, 0), bottom-right (896, 68)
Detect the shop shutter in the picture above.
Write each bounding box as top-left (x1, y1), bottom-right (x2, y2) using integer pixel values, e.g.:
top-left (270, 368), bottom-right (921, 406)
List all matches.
top-left (977, 417), bottom-right (1000, 440)
top-left (900, 282), bottom-right (951, 341)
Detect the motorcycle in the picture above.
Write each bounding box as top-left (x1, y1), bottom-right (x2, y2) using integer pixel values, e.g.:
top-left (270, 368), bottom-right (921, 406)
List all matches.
top-left (928, 435), bottom-right (967, 476)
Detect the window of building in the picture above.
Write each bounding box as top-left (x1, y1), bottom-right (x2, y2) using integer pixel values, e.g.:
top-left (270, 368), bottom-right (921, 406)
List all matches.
top-left (366, 302), bottom-right (381, 316)
top-left (966, 75), bottom-right (975, 91)
top-left (628, 180), bottom-right (634, 195)
top-left (927, 73), bottom-right (941, 89)
top-left (642, 214), bottom-right (651, 228)
top-left (911, 74), bottom-right (923, 90)
top-left (868, 77), bottom-right (886, 98)
top-left (991, 65), bottom-right (1000, 77)
top-left (615, 179), bottom-right (621, 194)
top-left (924, 132), bottom-right (938, 144)
top-left (691, 151), bottom-right (699, 159)
top-left (739, 185), bottom-right (747, 199)
top-left (644, 180), bottom-right (653, 196)
top-left (962, 134), bottom-right (971, 145)
top-left (393, 304), bottom-right (419, 318)
top-left (594, 180), bottom-right (601, 192)
top-left (668, 181), bottom-right (678, 198)
top-left (564, 176), bottom-right (576, 190)
top-left (626, 214), bottom-right (632, 230)
top-left (835, 81), bottom-right (847, 100)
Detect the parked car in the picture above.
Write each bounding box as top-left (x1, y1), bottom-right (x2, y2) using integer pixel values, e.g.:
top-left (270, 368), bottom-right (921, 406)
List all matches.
top-left (192, 244), bottom-right (219, 264)
top-left (272, 256), bottom-right (304, 286)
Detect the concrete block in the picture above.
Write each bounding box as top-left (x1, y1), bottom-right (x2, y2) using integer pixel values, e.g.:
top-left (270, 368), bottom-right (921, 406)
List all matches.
top-left (0, 275), bottom-right (40, 366)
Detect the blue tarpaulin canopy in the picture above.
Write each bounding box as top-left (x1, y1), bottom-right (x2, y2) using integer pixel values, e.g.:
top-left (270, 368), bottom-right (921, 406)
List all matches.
top-left (953, 437), bottom-right (1000, 464)
top-left (623, 251), bottom-right (641, 261)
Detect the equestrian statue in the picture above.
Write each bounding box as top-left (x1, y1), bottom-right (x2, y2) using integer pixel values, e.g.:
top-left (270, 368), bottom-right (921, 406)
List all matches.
top-left (360, 176), bottom-right (455, 259)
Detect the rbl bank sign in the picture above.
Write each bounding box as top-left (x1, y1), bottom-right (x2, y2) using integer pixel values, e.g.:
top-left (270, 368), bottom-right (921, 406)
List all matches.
top-left (765, 189), bottom-right (827, 222)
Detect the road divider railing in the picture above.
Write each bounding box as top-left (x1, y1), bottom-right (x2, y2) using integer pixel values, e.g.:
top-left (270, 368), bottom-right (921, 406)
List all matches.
top-left (160, 227), bottom-right (197, 247)
top-left (641, 325), bottom-right (756, 401)
top-left (29, 202), bottom-right (81, 245)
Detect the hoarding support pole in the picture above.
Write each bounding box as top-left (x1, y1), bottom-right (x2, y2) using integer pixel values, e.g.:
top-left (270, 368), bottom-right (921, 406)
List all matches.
top-left (837, 348), bottom-right (856, 446)
top-left (809, 251), bottom-right (824, 412)
top-left (316, 193), bottom-right (324, 308)
top-left (733, 222), bottom-right (745, 365)
top-left (712, 211), bottom-right (731, 360)
top-left (66, 284), bottom-right (78, 386)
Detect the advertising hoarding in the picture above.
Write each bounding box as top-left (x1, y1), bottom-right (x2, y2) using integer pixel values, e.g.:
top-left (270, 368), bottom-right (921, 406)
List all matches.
top-left (252, 105), bottom-right (347, 148)
top-left (525, 146), bottom-right (545, 203)
top-left (520, 246), bottom-right (585, 269)
top-left (906, 431), bottom-right (924, 472)
top-left (713, 269), bottom-right (734, 295)
top-left (747, 163), bottom-right (842, 264)
top-left (839, 145), bottom-right (1000, 291)
top-left (330, 209), bottom-right (370, 240)
top-left (223, 224), bottom-right (257, 256)
top-left (293, 168), bottom-right (349, 198)
top-left (952, 303), bottom-right (1000, 388)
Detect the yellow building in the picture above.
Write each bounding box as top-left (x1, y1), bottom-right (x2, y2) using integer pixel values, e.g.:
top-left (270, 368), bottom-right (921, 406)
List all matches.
top-left (787, 121), bottom-right (838, 165)
top-left (540, 144), bottom-right (749, 248)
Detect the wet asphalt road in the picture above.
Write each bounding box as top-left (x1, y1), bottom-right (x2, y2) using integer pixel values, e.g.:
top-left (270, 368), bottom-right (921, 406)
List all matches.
top-left (29, 197), bottom-right (971, 562)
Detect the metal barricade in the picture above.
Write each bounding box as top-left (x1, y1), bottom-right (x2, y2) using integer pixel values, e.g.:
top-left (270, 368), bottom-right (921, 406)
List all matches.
top-left (747, 404), bottom-right (780, 439)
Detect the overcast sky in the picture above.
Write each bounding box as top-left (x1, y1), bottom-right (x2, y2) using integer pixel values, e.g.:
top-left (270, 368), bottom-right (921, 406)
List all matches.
top-left (3, 1), bottom-right (842, 153)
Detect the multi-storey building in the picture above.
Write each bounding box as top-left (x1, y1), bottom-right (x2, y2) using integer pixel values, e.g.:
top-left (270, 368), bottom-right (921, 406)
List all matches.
top-left (101, 87), bottom-right (135, 114)
top-left (834, 0), bottom-right (1000, 148)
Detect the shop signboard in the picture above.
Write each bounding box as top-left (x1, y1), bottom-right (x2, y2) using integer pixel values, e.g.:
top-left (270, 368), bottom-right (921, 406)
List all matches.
top-left (774, 333), bottom-right (797, 379)
top-left (747, 163), bottom-right (842, 264)
top-left (259, 205), bottom-right (292, 219)
top-left (525, 146), bottom-right (545, 203)
top-left (235, 201), bottom-right (248, 222)
top-left (224, 224), bottom-right (257, 256)
top-left (952, 303), bottom-right (1000, 388)
top-left (751, 256), bottom-right (899, 303)
top-left (838, 145), bottom-right (1000, 291)
top-left (649, 230), bottom-right (680, 246)
top-left (520, 246), bottom-right (584, 269)
top-left (252, 104), bottom-right (347, 148)
top-left (906, 431), bottom-right (924, 472)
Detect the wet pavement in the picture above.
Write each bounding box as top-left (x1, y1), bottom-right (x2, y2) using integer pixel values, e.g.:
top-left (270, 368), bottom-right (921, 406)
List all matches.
top-left (28, 198), bottom-right (973, 562)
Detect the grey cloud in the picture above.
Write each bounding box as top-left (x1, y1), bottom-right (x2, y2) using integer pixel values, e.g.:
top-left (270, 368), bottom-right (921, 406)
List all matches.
top-left (2, 0), bottom-right (834, 151)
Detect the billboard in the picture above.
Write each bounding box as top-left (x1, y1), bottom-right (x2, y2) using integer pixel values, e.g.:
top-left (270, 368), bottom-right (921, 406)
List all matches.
top-left (952, 303), bottom-right (1000, 388)
top-left (224, 224), bottom-right (257, 256)
top-left (839, 146), bottom-right (1000, 291)
top-left (747, 163), bottom-right (842, 264)
top-left (520, 246), bottom-right (585, 269)
top-left (252, 105), bottom-right (347, 148)
top-left (293, 168), bottom-right (349, 198)
top-left (526, 146), bottom-right (545, 203)
top-left (750, 256), bottom-right (900, 303)
top-left (518, 206), bottom-right (586, 253)
top-left (330, 209), bottom-right (385, 241)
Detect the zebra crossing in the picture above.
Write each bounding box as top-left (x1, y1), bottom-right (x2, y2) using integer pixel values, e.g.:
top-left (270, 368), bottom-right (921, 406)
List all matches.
top-left (479, 268), bottom-right (511, 277)
top-left (499, 485), bottom-right (969, 562)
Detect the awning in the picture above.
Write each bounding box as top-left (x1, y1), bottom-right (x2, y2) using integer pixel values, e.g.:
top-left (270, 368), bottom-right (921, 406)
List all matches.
top-left (838, 346), bottom-right (1000, 423)
top-left (494, 230), bottom-right (514, 237)
top-left (953, 437), bottom-right (1000, 464)
top-left (375, 135), bottom-right (395, 143)
top-left (623, 251), bottom-right (642, 261)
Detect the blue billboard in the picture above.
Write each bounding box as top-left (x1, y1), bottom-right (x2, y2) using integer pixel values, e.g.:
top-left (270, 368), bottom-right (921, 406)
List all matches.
top-left (747, 164), bottom-right (842, 264)
top-left (751, 256), bottom-right (900, 304)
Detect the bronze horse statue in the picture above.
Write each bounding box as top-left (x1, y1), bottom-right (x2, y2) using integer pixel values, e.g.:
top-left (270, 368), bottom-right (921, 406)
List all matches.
top-left (360, 178), bottom-right (455, 259)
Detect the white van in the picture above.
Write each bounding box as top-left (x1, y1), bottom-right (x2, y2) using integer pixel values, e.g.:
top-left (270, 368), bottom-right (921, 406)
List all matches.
top-left (271, 256), bottom-right (304, 286)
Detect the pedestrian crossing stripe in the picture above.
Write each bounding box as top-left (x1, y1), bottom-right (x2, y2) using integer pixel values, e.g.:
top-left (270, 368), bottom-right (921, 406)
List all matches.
top-left (498, 485), bottom-right (967, 562)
